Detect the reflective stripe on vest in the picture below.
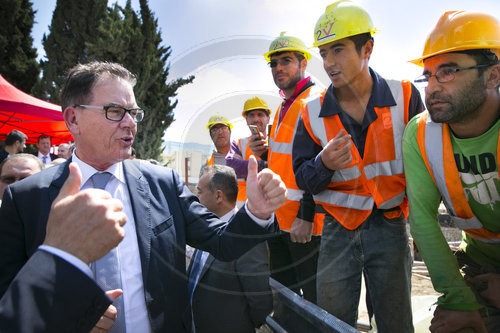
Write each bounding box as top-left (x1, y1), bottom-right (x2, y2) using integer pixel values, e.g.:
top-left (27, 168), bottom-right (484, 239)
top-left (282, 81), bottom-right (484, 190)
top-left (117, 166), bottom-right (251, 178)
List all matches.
top-left (268, 86), bottom-right (323, 234)
top-left (240, 137), bottom-right (250, 160)
top-left (303, 80), bottom-right (410, 229)
top-left (417, 112), bottom-right (500, 243)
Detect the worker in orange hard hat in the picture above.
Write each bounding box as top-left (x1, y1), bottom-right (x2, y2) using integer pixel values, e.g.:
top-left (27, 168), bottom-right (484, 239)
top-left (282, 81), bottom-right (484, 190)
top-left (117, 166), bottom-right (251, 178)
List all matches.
top-left (205, 115), bottom-right (233, 166)
top-left (292, 1), bottom-right (424, 331)
top-left (404, 10), bottom-right (500, 333)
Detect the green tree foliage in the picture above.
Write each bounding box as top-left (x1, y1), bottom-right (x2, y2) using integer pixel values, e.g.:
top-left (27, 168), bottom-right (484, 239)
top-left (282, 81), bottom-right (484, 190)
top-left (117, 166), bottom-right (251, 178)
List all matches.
top-left (32, 0), bottom-right (108, 102)
top-left (35, 0), bottom-right (192, 160)
top-left (0, 0), bottom-right (39, 92)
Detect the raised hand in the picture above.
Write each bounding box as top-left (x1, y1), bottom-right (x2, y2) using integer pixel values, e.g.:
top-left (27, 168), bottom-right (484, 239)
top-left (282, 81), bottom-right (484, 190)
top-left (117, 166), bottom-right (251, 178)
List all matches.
top-left (249, 133), bottom-right (268, 158)
top-left (320, 129), bottom-right (353, 171)
top-left (246, 156), bottom-right (287, 219)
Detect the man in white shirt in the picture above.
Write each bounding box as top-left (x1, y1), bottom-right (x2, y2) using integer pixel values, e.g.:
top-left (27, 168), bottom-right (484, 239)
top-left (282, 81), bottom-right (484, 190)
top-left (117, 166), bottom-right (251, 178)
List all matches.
top-left (0, 61), bottom-right (286, 332)
top-left (34, 134), bottom-right (57, 165)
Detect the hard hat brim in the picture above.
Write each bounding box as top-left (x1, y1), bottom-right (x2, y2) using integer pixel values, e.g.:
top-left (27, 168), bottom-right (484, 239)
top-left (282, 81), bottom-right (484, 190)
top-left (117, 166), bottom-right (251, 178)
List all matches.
top-left (242, 108), bottom-right (271, 118)
top-left (264, 48), bottom-right (312, 62)
top-left (207, 122), bottom-right (233, 130)
top-left (409, 45), bottom-right (500, 67)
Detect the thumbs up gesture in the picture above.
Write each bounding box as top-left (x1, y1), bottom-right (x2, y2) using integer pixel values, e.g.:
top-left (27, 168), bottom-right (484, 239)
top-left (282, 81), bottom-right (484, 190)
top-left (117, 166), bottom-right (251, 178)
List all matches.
top-left (246, 156), bottom-right (287, 219)
top-left (43, 163), bottom-right (127, 264)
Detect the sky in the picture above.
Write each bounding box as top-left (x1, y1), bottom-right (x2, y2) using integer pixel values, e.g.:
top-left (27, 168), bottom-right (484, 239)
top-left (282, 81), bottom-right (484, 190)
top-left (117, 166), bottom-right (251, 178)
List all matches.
top-left (31, 0), bottom-right (500, 146)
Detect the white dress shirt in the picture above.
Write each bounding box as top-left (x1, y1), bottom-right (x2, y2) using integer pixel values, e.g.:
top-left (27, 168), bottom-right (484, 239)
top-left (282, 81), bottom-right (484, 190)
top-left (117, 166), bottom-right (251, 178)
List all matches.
top-left (40, 156), bottom-right (274, 332)
top-left (37, 151), bottom-right (53, 165)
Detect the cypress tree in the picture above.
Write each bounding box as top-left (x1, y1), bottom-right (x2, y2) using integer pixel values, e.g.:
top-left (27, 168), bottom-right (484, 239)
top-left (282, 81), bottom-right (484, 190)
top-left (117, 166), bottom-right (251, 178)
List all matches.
top-left (32, 0), bottom-right (107, 102)
top-left (132, 0), bottom-right (193, 160)
top-left (0, 0), bottom-right (39, 92)
top-left (88, 0), bottom-right (192, 160)
top-left (34, 0), bottom-right (192, 160)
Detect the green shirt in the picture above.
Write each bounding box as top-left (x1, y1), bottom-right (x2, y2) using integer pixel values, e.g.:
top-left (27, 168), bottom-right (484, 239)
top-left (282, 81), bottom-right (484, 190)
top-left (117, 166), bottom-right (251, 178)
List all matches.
top-left (403, 113), bottom-right (500, 311)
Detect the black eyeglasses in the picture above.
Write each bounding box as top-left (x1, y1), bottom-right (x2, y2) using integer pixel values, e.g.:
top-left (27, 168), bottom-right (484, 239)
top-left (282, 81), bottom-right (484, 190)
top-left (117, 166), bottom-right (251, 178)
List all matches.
top-left (268, 57), bottom-right (296, 68)
top-left (414, 64), bottom-right (493, 85)
top-left (73, 104), bottom-right (145, 122)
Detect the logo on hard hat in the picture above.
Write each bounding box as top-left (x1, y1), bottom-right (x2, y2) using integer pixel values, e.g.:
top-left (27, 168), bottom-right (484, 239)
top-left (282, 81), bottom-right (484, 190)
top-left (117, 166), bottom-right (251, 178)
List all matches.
top-left (272, 39), bottom-right (290, 51)
top-left (316, 21), bottom-right (336, 43)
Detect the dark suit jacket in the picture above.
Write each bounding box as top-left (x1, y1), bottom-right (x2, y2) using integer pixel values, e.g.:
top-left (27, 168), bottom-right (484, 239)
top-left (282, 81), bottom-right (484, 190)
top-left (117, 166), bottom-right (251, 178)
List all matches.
top-left (189, 242), bottom-right (273, 333)
top-left (0, 149), bottom-right (8, 164)
top-left (0, 250), bottom-right (111, 333)
top-left (0, 159), bottom-right (278, 332)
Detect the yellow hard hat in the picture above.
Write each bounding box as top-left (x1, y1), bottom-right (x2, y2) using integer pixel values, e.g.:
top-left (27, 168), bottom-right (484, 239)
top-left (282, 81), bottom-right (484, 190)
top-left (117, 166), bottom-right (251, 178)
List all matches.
top-left (313, 0), bottom-right (377, 48)
top-left (206, 115), bottom-right (233, 130)
top-left (410, 11), bottom-right (500, 66)
top-left (264, 32), bottom-right (312, 62)
top-left (242, 97), bottom-right (271, 118)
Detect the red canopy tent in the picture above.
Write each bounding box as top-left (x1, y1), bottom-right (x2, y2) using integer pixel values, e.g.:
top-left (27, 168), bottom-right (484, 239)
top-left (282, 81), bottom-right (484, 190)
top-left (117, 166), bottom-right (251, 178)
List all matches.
top-left (0, 75), bottom-right (73, 145)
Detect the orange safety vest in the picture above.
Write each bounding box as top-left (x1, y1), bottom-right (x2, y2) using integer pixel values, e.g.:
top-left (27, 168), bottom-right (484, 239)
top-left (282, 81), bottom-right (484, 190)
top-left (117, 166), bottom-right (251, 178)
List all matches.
top-left (206, 155), bottom-right (214, 166)
top-left (416, 111), bottom-right (500, 243)
top-left (268, 86), bottom-right (324, 234)
top-left (301, 80), bottom-right (412, 230)
top-left (236, 137), bottom-right (252, 206)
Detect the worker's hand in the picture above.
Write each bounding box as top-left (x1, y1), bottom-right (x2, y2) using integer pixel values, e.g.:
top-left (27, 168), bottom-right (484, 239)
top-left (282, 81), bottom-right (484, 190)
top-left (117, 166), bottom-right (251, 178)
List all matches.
top-left (90, 289), bottom-right (122, 333)
top-left (469, 273), bottom-right (500, 309)
top-left (429, 306), bottom-right (486, 333)
top-left (249, 133), bottom-right (268, 157)
top-left (246, 156), bottom-right (287, 220)
top-left (290, 218), bottom-right (313, 243)
top-left (43, 163), bottom-right (127, 264)
top-left (320, 129), bottom-right (352, 171)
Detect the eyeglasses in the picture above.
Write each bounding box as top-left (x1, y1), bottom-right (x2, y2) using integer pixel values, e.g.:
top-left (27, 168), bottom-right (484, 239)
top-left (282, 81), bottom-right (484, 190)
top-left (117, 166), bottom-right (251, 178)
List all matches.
top-left (73, 104), bottom-right (145, 122)
top-left (268, 57), bottom-right (296, 68)
top-left (210, 126), bottom-right (229, 134)
top-left (414, 64), bottom-right (493, 85)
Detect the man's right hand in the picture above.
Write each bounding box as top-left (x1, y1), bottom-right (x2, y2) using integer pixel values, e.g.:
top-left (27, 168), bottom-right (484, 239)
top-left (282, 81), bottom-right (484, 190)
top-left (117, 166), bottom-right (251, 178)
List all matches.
top-left (290, 218), bottom-right (313, 243)
top-left (429, 306), bottom-right (487, 333)
top-left (320, 129), bottom-right (352, 171)
top-left (249, 133), bottom-right (268, 157)
top-left (43, 163), bottom-right (127, 264)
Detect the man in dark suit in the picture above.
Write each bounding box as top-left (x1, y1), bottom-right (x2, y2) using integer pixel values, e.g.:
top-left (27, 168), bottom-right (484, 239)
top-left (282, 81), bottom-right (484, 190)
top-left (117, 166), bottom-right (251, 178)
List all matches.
top-left (189, 165), bottom-right (273, 333)
top-left (0, 61), bottom-right (286, 332)
top-left (33, 134), bottom-right (58, 165)
top-left (0, 162), bottom-right (126, 332)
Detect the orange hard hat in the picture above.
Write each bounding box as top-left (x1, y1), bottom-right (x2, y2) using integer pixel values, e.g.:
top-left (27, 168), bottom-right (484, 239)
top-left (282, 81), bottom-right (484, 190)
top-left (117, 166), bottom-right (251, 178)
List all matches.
top-left (410, 10), bottom-right (500, 66)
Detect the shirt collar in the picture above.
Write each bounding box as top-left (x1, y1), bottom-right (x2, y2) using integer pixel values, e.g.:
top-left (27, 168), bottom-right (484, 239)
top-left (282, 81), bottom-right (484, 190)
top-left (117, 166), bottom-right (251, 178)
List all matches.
top-left (220, 207), bottom-right (238, 222)
top-left (71, 152), bottom-right (125, 189)
top-left (319, 68), bottom-right (397, 117)
top-left (279, 77), bottom-right (311, 101)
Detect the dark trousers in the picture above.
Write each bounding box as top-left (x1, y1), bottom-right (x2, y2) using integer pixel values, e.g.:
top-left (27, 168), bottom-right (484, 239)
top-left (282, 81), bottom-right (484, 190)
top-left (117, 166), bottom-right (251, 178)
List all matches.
top-left (267, 231), bottom-right (321, 304)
